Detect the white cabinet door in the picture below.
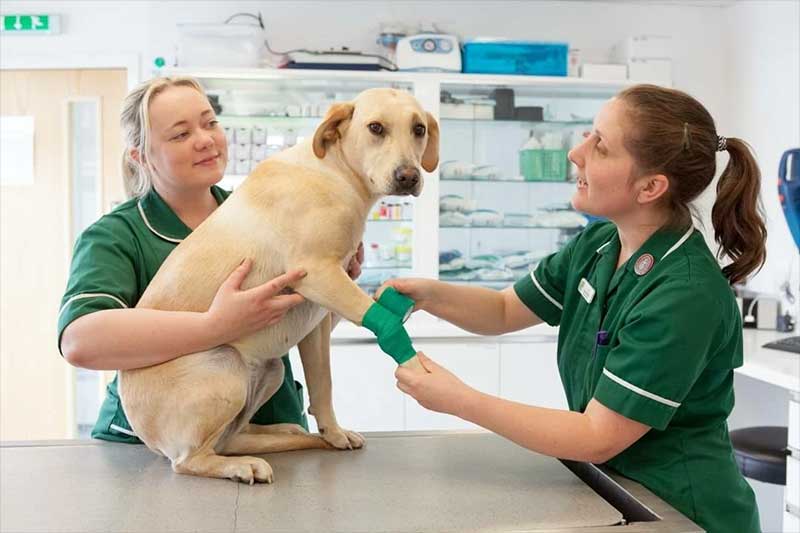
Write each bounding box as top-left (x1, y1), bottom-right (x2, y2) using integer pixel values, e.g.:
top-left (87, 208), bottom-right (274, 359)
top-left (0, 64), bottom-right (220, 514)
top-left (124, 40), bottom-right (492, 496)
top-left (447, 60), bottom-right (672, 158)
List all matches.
top-left (499, 342), bottom-right (568, 410)
top-left (404, 342), bottom-right (500, 431)
top-left (289, 343), bottom-right (406, 433)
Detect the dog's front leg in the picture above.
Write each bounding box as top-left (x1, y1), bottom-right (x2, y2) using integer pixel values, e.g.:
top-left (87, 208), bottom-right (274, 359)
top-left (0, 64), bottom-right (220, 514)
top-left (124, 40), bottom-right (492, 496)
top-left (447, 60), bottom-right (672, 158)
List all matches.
top-left (298, 312), bottom-right (365, 450)
top-left (296, 260), bottom-right (425, 373)
top-left (297, 260), bottom-right (375, 324)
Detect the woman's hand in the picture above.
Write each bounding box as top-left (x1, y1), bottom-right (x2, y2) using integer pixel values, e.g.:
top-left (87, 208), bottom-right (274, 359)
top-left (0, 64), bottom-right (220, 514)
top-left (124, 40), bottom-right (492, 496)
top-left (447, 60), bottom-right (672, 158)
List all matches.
top-left (395, 352), bottom-right (476, 416)
top-left (376, 277), bottom-right (436, 312)
top-left (205, 259), bottom-right (307, 345)
top-left (346, 242), bottom-right (364, 281)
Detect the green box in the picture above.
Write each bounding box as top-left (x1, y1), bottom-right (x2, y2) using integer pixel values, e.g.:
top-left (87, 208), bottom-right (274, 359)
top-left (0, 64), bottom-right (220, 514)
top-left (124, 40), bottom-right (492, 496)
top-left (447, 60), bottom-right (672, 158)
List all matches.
top-left (520, 149), bottom-right (568, 181)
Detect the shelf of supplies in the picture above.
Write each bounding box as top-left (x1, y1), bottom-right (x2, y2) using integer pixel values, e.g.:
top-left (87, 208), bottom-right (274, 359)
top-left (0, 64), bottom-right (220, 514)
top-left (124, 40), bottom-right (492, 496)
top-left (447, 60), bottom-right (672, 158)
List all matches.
top-left (366, 218), bottom-right (413, 223)
top-left (440, 177), bottom-right (573, 184)
top-left (219, 114), bottom-right (322, 122)
top-left (440, 118), bottom-right (592, 126)
top-left (440, 224), bottom-right (584, 230)
top-left (439, 278), bottom-right (522, 288)
top-left (170, 67), bottom-right (629, 93)
top-left (362, 263), bottom-right (413, 270)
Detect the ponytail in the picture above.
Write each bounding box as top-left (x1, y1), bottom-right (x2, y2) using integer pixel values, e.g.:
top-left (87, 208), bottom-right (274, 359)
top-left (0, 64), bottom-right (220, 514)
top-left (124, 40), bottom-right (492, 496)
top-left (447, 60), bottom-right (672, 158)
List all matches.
top-left (618, 84), bottom-right (767, 285)
top-left (711, 138), bottom-right (767, 284)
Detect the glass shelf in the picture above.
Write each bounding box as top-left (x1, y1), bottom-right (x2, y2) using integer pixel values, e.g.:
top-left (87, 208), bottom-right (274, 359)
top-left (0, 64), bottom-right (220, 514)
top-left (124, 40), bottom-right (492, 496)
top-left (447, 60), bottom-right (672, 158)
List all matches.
top-left (219, 114), bottom-right (322, 122)
top-left (440, 225), bottom-right (584, 230)
top-left (441, 118), bottom-right (592, 126)
top-left (441, 177), bottom-right (574, 184)
top-left (362, 263), bottom-right (412, 270)
top-left (439, 279), bottom-right (522, 289)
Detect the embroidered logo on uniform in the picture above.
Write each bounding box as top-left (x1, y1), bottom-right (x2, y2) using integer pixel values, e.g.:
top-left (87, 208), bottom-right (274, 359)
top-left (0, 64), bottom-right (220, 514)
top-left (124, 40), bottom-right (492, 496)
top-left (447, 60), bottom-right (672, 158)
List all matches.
top-left (634, 253), bottom-right (655, 276)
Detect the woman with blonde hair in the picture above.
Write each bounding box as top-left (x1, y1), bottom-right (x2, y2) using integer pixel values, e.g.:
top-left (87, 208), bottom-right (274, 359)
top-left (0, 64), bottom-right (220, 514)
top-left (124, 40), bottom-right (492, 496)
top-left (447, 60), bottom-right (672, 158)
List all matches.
top-left (58, 76), bottom-right (362, 441)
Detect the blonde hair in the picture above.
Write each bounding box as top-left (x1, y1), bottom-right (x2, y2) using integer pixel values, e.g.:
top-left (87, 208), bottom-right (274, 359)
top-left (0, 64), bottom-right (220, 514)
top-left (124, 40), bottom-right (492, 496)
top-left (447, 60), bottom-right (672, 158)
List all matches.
top-left (120, 76), bottom-right (205, 198)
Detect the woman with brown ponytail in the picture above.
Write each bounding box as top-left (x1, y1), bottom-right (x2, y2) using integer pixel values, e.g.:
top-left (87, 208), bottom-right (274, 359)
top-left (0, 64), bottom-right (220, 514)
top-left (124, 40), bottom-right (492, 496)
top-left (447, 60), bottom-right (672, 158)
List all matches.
top-left (385, 84), bottom-right (765, 532)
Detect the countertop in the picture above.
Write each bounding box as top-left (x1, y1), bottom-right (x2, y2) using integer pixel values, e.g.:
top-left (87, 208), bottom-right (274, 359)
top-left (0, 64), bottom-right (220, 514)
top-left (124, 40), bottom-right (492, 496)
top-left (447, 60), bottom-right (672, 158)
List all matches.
top-left (737, 329), bottom-right (799, 392)
top-left (1, 431), bottom-right (701, 533)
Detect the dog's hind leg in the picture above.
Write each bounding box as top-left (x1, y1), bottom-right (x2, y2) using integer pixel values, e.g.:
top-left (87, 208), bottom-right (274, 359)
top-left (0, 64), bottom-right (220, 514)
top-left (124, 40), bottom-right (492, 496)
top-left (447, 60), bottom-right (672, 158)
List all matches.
top-left (243, 423), bottom-right (308, 435)
top-left (219, 432), bottom-right (331, 455)
top-left (298, 312), bottom-right (365, 450)
top-left (125, 346), bottom-right (277, 484)
top-left (173, 448), bottom-right (275, 485)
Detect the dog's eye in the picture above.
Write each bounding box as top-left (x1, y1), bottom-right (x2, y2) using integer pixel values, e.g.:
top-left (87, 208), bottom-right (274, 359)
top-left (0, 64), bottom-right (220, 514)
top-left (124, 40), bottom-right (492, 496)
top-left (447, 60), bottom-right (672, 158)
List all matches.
top-left (413, 124), bottom-right (426, 137)
top-left (368, 122), bottom-right (384, 135)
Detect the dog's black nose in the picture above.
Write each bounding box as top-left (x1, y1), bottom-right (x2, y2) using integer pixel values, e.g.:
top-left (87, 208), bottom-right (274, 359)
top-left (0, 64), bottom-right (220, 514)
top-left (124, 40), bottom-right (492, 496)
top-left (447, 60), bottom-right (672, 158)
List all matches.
top-left (393, 166), bottom-right (420, 190)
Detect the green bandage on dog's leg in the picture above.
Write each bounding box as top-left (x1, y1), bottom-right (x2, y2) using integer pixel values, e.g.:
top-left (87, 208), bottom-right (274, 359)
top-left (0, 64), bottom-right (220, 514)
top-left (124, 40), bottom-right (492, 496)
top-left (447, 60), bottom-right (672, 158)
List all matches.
top-left (376, 286), bottom-right (415, 323)
top-left (362, 302), bottom-right (417, 365)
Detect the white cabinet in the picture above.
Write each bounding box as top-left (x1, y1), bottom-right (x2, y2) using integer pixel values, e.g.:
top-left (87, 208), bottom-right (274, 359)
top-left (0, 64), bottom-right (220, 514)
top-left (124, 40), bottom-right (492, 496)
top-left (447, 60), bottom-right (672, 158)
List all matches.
top-left (499, 342), bottom-right (568, 410)
top-left (292, 338), bottom-right (567, 434)
top-left (405, 341), bottom-right (500, 431)
top-left (289, 344), bottom-right (405, 433)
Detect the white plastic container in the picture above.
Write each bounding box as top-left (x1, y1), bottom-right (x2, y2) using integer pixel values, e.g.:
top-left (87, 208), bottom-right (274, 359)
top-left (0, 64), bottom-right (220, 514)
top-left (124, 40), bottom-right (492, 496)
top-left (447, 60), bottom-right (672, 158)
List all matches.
top-left (233, 143), bottom-right (251, 160)
top-left (251, 144), bottom-right (267, 161)
top-left (251, 126), bottom-right (267, 145)
top-left (235, 159), bottom-right (251, 175)
top-left (234, 127), bottom-right (252, 144)
top-left (612, 35), bottom-right (672, 62)
top-left (176, 24), bottom-right (265, 68)
top-left (580, 63), bottom-right (627, 81)
top-left (628, 59), bottom-right (672, 85)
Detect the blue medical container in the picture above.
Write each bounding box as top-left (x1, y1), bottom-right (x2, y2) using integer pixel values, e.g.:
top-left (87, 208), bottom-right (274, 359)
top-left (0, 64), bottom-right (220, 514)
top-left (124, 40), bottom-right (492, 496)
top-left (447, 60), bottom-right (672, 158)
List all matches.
top-left (778, 148), bottom-right (800, 251)
top-left (462, 40), bottom-right (569, 76)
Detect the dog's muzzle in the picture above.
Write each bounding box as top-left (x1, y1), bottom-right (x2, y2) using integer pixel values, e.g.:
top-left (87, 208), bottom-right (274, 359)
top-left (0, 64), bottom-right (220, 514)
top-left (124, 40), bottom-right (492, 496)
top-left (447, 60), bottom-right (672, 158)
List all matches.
top-left (392, 166), bottom-right (421, 196)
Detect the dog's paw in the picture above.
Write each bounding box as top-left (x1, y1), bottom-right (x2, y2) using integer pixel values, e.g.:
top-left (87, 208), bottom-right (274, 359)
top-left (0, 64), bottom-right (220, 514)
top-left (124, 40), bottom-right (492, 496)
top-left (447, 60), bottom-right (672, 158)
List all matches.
top-left (320, 426), bottom-right (366, 450)
top-left (228, 456), bottom-right (274, 484)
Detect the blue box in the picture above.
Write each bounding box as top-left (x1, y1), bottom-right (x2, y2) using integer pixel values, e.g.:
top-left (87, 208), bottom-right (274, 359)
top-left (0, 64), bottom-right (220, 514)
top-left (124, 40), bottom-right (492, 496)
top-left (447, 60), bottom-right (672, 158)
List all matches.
top-left (462, 40), bottom-right (568, 76)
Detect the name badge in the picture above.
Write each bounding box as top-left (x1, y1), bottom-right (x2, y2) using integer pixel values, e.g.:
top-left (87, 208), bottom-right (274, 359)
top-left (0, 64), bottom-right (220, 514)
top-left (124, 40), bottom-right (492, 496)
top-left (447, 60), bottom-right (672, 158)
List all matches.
top-left (578, 278), bottom-right (596, 304)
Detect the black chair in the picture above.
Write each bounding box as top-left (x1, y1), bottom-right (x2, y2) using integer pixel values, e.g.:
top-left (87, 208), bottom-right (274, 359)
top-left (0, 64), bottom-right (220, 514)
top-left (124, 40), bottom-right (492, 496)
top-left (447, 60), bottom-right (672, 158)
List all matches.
top-left (731, 426), bottom-right (789, 485)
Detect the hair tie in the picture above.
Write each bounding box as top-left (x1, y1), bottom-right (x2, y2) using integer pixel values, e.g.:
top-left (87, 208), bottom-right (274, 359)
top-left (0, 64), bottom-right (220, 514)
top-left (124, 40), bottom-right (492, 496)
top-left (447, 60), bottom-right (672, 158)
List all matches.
top-left (716, 135), bottom-right (727, 152)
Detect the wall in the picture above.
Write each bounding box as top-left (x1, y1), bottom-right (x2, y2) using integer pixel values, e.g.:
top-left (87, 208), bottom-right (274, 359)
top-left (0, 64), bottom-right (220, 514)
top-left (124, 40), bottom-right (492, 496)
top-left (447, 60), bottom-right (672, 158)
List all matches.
top-left (724, 0), bottom-right (800, 314)
top-left (1, 1), bottom-right (728, 105)
top-left (4, 1), bottom-right (793, 301)
top-left (722, 4), bottom-right (799, 532)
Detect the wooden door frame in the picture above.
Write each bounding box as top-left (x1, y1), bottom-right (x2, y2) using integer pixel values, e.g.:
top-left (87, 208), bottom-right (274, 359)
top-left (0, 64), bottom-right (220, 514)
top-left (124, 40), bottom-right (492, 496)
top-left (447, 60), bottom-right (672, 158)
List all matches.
top-left (2, 55), bottom-right (138, 437)
top-left (1, 53), bottom-right (140, 90)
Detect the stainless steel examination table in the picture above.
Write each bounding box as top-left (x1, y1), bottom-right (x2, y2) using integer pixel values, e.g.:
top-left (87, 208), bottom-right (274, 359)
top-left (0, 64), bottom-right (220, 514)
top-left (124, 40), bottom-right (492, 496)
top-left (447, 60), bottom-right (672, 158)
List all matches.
top-left (0, 431), bottom-right (701, 532)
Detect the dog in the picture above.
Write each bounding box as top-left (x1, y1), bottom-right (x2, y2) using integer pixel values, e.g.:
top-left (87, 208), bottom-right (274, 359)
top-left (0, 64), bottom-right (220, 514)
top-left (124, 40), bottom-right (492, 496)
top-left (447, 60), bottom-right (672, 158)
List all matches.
top-left (118, 88), bottom-right (439, 484)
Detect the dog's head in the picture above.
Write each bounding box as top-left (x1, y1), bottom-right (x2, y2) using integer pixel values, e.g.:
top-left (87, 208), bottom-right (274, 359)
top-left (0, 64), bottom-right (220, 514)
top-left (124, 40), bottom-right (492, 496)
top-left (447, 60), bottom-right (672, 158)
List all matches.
top-left (312, 88), bottom-right (439, 197)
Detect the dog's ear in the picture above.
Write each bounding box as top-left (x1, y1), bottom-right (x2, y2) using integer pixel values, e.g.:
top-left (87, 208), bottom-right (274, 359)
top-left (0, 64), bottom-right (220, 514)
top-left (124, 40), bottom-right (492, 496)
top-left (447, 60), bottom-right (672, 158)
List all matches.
top-left (313, 102), bottom-right (355, 159)
top-left (421, 111), bottom-right (440, 172)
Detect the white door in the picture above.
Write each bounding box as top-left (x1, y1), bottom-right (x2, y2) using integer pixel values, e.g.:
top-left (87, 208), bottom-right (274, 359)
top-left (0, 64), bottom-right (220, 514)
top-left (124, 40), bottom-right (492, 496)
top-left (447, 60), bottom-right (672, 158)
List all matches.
top-left (1, 69), bottom-right (127, 440)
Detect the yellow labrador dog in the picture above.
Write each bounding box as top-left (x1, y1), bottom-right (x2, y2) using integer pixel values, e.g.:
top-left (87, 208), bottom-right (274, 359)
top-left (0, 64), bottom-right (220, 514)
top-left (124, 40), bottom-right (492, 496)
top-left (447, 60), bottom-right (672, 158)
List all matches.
top-left (119, 88), bottom-right (438, 484)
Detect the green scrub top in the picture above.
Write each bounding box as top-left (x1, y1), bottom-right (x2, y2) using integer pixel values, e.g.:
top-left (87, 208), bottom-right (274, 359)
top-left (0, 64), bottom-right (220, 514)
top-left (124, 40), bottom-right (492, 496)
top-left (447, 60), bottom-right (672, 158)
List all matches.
top-left (57, 186), bottom-right (308, 443)
top-left (513, 221), bottom-right (760, 533)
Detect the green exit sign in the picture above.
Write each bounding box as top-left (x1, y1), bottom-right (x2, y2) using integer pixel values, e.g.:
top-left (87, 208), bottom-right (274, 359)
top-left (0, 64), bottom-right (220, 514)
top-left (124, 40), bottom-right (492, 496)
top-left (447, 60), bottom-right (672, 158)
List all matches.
top-left (1, 14), bottom-right (61, 34)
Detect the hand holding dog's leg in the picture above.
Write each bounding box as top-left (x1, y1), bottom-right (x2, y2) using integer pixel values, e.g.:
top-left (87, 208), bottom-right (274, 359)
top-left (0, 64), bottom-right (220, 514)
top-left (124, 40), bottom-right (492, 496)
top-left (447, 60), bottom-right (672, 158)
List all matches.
top-left (298, 313), bottom-right (365, 450)
top-left (296, 262), bottom-right (426, 373)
